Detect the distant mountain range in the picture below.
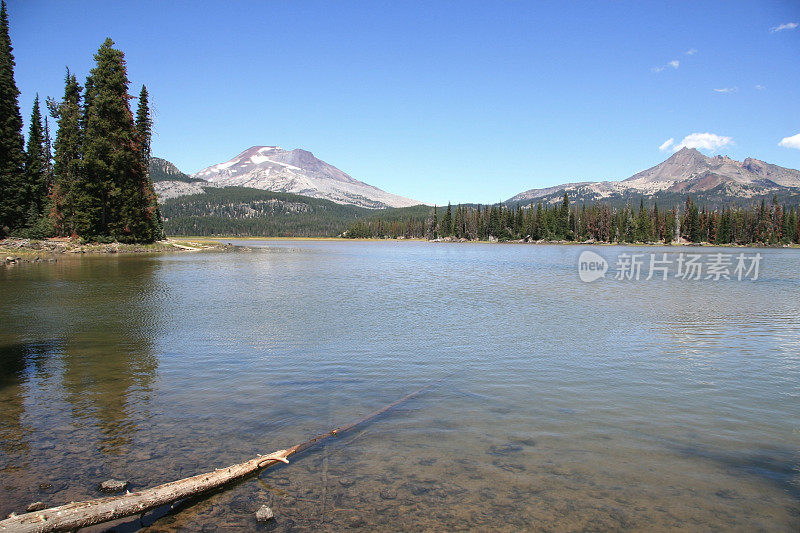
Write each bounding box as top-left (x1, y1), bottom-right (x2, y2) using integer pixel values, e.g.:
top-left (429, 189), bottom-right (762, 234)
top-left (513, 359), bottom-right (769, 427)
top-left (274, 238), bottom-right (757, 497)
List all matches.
top-left (507, 148), bottom-right (800, 207)
top-left (152, 146), bottom-right (800, 212)
top-left (153, 146), bottom-right (423, 209)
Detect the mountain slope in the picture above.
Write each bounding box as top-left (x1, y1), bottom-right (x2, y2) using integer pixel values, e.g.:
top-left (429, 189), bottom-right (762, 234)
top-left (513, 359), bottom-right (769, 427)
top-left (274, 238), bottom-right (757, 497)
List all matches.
top-left (508, 148), bottom-right (800, 207)
top-left (192, 146), bottom-right (423, 209)
top-left (150, 157), bottom-right (207, 200)
top-left (150, 157), bottom-right (202, 183)
top-left (160, 186), bottom-right (432, 237)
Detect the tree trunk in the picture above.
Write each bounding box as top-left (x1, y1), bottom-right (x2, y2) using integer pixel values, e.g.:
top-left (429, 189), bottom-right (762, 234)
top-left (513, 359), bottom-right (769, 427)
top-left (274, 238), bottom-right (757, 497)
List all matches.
top-left (0, 384), bottom-right (431, 532)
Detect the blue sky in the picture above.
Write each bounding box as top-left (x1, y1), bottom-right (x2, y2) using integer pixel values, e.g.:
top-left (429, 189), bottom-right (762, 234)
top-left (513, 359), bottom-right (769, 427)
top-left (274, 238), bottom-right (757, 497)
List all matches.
top-left (7, 0), bottom-right (800, 205)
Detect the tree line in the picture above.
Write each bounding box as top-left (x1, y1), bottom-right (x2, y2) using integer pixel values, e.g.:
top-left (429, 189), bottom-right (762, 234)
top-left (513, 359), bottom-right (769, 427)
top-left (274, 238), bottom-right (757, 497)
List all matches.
top-left (0, 1), bottom-right (161, 242)
top-left (347, 193), bottom-right (800, 245)
top-left (161, 186), bottom-right (433, 237)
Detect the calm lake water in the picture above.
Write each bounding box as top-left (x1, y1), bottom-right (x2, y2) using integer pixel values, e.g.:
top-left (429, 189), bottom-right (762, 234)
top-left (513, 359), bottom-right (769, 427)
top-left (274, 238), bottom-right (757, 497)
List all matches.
top-left (1, 241), bottom-right (798, 531)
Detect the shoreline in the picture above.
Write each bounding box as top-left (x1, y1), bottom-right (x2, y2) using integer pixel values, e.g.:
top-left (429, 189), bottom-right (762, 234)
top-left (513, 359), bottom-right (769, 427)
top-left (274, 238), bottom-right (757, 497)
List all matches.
top-left (194, 235), bottom-right (799, 249)
top-left (1, 237), bottom-right (232, 263)
top-left (3, 236), bottom-right (796, 264)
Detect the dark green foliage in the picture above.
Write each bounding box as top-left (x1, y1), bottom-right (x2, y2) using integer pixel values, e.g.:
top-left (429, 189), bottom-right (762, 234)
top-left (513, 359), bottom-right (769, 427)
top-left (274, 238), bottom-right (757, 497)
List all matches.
top-left (0, 0), bottom-right (25, 236)
top-left (134, 85), bottom-right (163, 240)
top-left (80, 38), bottom-right (135, 238)
top-left (21, 94), bottom-right (50, 231)
top-left (559, 193), bottom-right (570, 238)
top-left (161, 186), bottom-right (432, 237)
top-left (636, 198), bottom-right (653, 242)
top-left (74, 39), bottom-right (160, 242)
top-left (135, 86), bottom-right (150, 164)
top-left (49, 70), bottom-right (83, 236)
top-left (341, 194), bottom-right (800, 245)
top-left (440, 203), bottom-right (452, 237)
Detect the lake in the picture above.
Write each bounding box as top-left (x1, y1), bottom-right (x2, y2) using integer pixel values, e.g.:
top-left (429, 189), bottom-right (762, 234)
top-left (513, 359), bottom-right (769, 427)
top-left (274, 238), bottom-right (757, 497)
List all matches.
top-left (1, 241), bottom-right (798, 531)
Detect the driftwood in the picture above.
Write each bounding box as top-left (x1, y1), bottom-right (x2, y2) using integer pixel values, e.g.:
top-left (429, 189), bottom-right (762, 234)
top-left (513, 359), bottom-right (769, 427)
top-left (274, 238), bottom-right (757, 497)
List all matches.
top-left (0, 385), bottom-right (431, 532)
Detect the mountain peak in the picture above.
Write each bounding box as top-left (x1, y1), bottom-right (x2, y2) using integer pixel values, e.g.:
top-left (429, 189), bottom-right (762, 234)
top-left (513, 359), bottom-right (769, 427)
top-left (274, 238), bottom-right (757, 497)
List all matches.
top-left (190, 146), bottom-right (423, 208)
top-left (507, 149), bottom-right (800, 205)
top-left (667, 146), bottom-right (706, 160)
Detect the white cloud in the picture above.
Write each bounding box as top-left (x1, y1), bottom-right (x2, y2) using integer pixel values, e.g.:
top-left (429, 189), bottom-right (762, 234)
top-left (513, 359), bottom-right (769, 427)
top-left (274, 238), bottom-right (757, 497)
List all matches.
top-left (778, 133), bottom-right (800, 150)
top-left (658, 138), bottom-right (675, 152)
top-left (755, 84), bottom-right (766, 90)
top-left (713, 87), bottom-right (738, 93)
top-left (673, 133), bottom-right (733, 152)
top-left (770, 22), bottom-right (798, 33)
top-left (686, 48), bottom-right (697, 55)
top-left (651, 59), bottom-right (680, 73)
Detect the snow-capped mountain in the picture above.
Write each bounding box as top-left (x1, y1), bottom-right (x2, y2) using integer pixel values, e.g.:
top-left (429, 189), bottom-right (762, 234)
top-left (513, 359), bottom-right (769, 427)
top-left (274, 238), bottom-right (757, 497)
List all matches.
top-left (507, 148), bottom-right (800, 206)
top-left (191, 146), bottom-right (422, 208)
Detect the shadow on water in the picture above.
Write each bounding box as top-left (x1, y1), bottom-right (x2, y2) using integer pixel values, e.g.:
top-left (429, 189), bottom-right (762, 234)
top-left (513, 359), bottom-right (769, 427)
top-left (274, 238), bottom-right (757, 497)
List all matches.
top-left (0, 340), bottom-right (61, 390)
top-left (0, 257), bottom-right (162, 460)
top-left (0, 341), bottom-right (62, 467)
top-left (668, 442), bottom-right (800, 501)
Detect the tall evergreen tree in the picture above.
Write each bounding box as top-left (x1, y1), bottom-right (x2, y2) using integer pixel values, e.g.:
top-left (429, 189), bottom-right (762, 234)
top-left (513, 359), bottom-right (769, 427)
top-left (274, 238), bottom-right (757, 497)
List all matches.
top-left (134, 84), bottom-right (163, 240)
top-left (636, 197), bottom-right (652, 242)
top-left (80, 38), bottom-right (156, 241)
top-left (43, 116), bottom-right (53, 184)
top-left (559, 192), bottom-right (570, 239)
top-left (0, 0), bottom-right (25, 236)
top-left (23, 94), bottom-right (49, 228)
top-left (441, 202), bottom-right (452, 236)
top-left (49, 70), bottom-right (83, 236)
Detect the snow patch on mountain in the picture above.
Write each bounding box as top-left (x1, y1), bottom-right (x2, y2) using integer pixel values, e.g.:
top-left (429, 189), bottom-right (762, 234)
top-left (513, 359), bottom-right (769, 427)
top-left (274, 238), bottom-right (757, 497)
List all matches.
top-left (191, 146), bottom-right (423, 209)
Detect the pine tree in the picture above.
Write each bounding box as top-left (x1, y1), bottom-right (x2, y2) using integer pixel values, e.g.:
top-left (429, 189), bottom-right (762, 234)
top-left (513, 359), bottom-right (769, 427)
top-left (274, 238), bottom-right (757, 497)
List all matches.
top-left (134, 85), bottom-right (163, 240)
top-left (441, 202), bottom-right (452, 237)
top-left (23, 94), bottom-right (50, 230)
top-left (43, 116), bottom-right (53, 184)
top-left (652, 202), bottom-right (660, 241)
top-left (0, 0), bottom-right (26, 236)
top-left (80, 38), bottom-right (153, 241)
top-left (559, 193), bottom-right (570, 239)
top-left (49, 70), bottom-right (83, 236)
top-left (636, 198), bottom-right (652, 242)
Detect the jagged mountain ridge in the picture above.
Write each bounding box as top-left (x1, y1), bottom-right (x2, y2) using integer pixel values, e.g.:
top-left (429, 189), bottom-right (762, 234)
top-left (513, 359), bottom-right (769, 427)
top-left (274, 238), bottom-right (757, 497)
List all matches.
top-left (508, 148), bottom-right (800, 206)
top-left (190, 146), bottom-right (423, 209)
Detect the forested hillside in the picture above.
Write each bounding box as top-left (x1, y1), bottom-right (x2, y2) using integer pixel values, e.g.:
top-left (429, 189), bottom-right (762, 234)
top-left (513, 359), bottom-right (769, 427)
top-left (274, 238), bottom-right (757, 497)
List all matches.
top-left (161, 186), bottom-right (432, 237)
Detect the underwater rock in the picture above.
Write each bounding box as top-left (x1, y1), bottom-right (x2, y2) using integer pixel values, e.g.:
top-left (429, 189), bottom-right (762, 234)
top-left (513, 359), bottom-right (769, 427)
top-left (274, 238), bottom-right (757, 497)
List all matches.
top-left (99, 479), bottom-right (128, 492)
top-left (255, 505), bottom-right (274, 522)
top-left (26, 501), bottom-right (46, 512)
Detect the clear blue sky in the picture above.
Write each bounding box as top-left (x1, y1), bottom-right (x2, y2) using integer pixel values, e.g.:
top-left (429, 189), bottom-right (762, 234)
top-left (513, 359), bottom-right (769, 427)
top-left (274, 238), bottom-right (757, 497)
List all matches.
top-left (7, 0), bottom-right (800, 205)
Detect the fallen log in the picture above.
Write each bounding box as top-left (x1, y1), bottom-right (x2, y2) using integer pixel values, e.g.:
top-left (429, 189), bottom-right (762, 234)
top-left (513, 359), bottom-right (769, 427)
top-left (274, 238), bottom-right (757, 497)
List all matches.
top-left (0, 384), bottom-right (432, 532)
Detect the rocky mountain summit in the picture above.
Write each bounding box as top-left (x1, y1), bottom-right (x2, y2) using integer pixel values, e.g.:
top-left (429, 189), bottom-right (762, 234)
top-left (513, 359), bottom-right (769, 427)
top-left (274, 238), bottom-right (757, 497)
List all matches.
top-left (508, 148), bottom-right (800, 206)
top-left (151, 147), bottom-right (423, 208)
top-left (191, 146), bottom-right (422, 208)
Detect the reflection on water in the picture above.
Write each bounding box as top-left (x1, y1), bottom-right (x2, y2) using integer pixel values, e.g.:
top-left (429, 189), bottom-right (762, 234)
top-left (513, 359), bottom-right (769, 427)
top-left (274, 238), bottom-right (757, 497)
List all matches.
top-left (0, 257), bottom-right (160, 475)
top-left (0, 243), bottom-right (798, 531)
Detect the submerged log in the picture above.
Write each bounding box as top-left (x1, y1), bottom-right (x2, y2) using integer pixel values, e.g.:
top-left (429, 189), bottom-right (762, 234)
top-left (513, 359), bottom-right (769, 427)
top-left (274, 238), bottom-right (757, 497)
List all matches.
top-left (0, 385), bottom-right (431, 532)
